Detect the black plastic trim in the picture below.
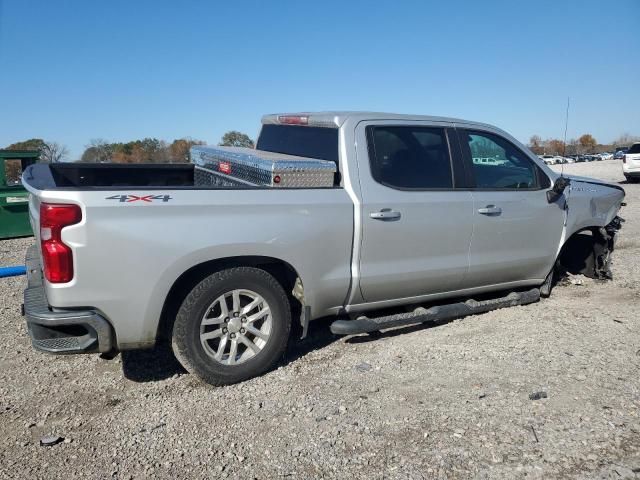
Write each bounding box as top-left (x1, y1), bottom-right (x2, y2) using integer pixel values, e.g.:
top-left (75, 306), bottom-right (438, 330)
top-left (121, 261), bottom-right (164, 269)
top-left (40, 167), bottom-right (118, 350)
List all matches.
top-left (330, 288), bottom-right (540, 335)
top-left (23, 245), bottom-right (113, 354)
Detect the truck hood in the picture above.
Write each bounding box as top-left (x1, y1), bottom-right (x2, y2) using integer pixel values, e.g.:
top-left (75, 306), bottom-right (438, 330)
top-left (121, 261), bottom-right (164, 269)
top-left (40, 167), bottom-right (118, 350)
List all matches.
top-left (564, 174), bottom-right (625, 194)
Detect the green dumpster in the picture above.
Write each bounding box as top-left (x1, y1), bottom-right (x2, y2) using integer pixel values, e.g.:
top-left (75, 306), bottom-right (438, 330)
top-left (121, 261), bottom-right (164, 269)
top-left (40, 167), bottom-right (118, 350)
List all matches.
top-left (0, 150), bottom-right (39, 239)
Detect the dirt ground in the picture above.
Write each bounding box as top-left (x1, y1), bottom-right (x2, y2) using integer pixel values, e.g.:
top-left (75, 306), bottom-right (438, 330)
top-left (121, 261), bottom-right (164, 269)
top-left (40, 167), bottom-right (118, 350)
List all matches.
top-left (1, 159), bottom-right (638, 479)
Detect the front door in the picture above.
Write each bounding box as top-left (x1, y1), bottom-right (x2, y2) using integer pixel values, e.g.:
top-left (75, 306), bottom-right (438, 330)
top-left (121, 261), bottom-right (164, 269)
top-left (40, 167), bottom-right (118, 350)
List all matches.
top-left (457, 128), bottom-right (565, 287)
top-left (356, 122), bottom-right (474, 303)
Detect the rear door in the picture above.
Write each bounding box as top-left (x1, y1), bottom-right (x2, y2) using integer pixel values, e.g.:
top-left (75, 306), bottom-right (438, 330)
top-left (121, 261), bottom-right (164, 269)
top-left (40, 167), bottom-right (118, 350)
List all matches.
top-left (356, 121), bottom-right (474, 303)
top-left (457, 128), bottom-right (564, 287)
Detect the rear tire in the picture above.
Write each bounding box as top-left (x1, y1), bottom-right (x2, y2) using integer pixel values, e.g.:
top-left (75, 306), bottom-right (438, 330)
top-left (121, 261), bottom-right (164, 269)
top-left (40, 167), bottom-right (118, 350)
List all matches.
top-left (172, 267), bottom-right (291, 386)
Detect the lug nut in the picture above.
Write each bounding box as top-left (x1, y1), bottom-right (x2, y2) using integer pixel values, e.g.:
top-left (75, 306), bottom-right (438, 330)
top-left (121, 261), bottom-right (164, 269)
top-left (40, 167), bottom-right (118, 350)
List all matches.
top-left (240, 328), bottom-right (245, 334)
top-left (230, 333), bottom-right (236, 339)
top-left (222, 328), bottom-right (228, 334)
top-left (224, 317), bottom-right (229, 323)
top-left (241, 317), bottom-right (246, 323)
top-left (234, 312), bottom-right (239, 317)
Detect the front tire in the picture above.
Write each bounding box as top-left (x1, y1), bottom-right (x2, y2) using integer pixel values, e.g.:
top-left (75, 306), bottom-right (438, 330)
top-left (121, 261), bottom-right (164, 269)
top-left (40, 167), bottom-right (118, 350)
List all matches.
top-left (172, 267), bottom-right (291, 385)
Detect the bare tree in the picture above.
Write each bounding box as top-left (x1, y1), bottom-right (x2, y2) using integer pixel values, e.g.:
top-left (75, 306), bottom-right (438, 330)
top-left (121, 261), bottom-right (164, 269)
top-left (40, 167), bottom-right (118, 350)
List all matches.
top-left (82, 138), bottom-right (113, 163)
top-left (40, 142), bottom-right (69, 163)
top-left (542, 139), bottom-right (561, 155)
top-left (528, 135), bottom-right (544, 155)
top-left (613, 133), bottom-right (640, 147)
top-left (565, 138), bottom-right (579, 155)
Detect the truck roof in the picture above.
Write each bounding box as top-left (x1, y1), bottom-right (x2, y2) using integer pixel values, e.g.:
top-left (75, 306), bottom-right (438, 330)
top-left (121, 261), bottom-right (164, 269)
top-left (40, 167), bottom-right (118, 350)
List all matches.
top-left (261, 111), bottom-right (496, 130)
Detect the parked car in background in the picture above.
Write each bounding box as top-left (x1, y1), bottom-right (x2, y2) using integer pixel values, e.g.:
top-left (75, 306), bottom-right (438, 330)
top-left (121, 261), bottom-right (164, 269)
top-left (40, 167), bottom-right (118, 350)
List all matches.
top-left (600, 152), bottom-right (613, 160)
top-left (539, 155), bottom-right (568, 165)
top-left (614, 149), bottom-right (628, 160)
top-left (623, 142), bottom-right (640, 182)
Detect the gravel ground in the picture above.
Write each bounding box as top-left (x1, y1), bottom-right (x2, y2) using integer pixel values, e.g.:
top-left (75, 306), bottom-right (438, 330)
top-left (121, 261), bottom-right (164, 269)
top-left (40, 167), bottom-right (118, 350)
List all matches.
top-left (1, 159), bottom-right (639, 479)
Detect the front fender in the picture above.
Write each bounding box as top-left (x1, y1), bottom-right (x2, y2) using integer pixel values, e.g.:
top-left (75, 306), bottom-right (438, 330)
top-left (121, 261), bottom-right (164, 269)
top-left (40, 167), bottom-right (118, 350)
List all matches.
top-left (563, 179), bottom-right (625, 239)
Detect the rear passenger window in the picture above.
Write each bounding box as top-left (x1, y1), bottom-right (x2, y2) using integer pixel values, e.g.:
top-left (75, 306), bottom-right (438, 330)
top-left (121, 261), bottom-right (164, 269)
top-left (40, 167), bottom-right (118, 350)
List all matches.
top-left (462, 130), bottom-right (542, 189)
top-left (367, 126), bottom-right (453, 189)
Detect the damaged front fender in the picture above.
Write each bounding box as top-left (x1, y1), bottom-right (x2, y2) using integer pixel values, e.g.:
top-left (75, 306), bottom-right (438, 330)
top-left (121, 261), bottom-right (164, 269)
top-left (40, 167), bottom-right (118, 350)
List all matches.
top-left (556, 175), bottom-right (626, 280)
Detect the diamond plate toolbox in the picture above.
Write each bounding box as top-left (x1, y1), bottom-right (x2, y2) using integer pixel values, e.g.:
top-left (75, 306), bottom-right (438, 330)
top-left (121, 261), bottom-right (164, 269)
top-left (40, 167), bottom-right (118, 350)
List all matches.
top-left (191, 146), bottom-right (337, 188)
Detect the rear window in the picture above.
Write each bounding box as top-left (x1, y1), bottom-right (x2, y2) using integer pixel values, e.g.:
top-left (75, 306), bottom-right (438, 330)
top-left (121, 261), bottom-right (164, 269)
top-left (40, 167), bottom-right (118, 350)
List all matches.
top-left (256, 125), bottom-right (339, 163)
top-left (628, 143), bottom-right (640, 154)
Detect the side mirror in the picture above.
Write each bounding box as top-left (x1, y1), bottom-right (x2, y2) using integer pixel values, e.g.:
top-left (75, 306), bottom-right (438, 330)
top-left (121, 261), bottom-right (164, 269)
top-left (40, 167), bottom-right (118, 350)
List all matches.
top-left (547, 176), bottom-right (571, 203)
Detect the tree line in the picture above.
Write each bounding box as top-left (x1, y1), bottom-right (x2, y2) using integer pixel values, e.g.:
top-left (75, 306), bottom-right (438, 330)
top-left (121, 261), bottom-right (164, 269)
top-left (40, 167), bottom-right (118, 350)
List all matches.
top-left (4, 139), bottom-right (70, 163)
top-left (5, 130), bottom-right (638, 163)
top-left (3, 131), bottom-right (255, 164)
top-left (527, 133), bottom-right (640, 156)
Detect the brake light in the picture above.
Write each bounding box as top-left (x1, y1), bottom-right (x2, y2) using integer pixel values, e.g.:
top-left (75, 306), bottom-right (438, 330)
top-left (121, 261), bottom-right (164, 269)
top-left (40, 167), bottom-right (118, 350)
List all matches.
top-left (40, 203), bottom-right (82, 283)
top-left (623, 154), bottom-right (626, 164)
top-left (278, 115), bottom-right (308, 125)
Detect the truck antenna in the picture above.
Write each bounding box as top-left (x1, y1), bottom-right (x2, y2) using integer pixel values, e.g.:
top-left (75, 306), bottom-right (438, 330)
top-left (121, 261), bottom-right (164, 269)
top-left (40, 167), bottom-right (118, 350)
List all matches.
top-left (561, 97), bottom-right (570, 177)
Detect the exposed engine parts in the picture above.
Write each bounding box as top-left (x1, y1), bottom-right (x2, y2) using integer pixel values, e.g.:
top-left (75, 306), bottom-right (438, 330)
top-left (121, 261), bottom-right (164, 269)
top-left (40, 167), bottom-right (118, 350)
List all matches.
top-left (558, 216), bottom-right (625, 280)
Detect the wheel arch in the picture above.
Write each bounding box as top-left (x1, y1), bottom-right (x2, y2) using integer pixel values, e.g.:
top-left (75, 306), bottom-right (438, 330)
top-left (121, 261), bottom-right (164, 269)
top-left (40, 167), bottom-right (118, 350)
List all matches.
top-left (556, 223), bottom-right (617, 279)
top-left (156, 256), bottom-right (304, 343)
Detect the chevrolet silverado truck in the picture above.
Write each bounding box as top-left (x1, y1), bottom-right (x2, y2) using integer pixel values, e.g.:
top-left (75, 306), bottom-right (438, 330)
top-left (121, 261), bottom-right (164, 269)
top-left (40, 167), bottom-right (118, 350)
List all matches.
top-left (21, 112), bottom-right (625, 385)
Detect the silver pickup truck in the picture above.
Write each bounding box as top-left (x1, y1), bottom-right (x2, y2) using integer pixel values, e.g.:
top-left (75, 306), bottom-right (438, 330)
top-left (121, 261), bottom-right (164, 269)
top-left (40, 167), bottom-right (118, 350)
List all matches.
top-left (22, 112), bottom-right (625, 385)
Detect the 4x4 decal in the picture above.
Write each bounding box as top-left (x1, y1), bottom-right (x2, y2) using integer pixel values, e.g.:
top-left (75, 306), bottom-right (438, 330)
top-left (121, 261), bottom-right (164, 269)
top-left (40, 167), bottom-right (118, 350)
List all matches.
top-left (106, 194), bottom-right (172, 203)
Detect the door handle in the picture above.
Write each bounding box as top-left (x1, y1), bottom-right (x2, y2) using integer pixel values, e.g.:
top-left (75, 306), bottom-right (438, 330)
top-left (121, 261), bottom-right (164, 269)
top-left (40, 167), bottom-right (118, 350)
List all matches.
top-left (477, 205), bottom-right (502, 215)
top-left (370, 209), bottom-right (401, 220)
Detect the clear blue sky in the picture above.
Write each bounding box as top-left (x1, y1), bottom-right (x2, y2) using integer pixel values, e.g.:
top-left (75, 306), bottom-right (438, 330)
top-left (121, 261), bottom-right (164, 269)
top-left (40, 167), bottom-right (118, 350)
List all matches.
top-left (1, 0), bottom-right (638, 159)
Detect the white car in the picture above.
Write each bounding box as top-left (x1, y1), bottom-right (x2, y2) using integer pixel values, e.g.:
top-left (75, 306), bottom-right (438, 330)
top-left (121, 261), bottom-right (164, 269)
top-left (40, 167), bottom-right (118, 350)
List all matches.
top-left (600, 152), bottom-right (613, 160)
top-left (623, 143), bottom-right (640, 182)
top-left (540, 155), bottom-right (557, 165)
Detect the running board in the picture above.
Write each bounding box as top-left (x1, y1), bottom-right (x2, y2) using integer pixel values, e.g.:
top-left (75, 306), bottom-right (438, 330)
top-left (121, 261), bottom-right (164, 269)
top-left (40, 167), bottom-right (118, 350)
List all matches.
top-left (330, 288), bottom-right (540, 335)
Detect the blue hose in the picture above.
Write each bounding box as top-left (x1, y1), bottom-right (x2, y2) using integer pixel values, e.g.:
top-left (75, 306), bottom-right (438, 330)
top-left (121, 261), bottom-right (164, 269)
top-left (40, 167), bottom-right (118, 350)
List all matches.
top-left (0, 266), bottom-right (27, 278)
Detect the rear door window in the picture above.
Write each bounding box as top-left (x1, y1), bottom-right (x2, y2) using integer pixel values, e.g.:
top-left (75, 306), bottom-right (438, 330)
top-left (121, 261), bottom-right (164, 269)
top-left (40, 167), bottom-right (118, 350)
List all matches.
top-left (366, 126), bottom-right (454, 189)
top-left (627, 143), bottom-right (640, 154)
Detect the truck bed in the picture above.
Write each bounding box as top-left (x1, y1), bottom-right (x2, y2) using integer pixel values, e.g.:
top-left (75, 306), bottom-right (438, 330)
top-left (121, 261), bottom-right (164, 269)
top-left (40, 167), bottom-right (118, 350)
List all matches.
top-left (23, 146), bottom-right (339, 191)
top-left (23, 163), bottom-right (196, 190)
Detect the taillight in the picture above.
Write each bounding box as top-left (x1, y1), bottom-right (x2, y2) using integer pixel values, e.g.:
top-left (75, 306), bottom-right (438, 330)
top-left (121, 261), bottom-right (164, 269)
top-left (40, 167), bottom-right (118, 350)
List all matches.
top-left (623, 154), bottom-right (627, 164)
top-left (40, 203), bottom-right (82, 283)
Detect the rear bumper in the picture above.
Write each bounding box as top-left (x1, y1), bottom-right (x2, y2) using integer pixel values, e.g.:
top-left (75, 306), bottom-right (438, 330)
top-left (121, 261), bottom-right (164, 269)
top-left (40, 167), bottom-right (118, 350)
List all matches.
top-left (23, 245), bottom-right (114, 354)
